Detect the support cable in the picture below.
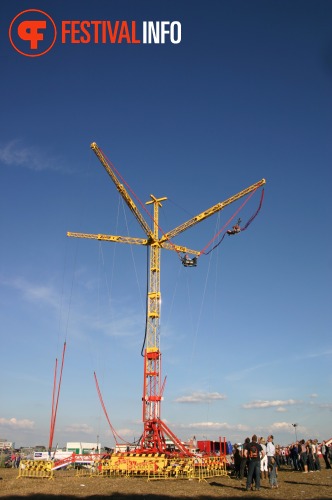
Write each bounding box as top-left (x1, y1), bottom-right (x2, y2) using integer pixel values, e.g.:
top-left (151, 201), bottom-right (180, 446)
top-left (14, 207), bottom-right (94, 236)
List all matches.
top-left (94, 371), bottom-right (133, 446)
top-left (141, 245), bottom-right (150, 356)
top-left (202, 188), bottom-right (264, 256)
top-left (199, 189), bottom-right (258, 256)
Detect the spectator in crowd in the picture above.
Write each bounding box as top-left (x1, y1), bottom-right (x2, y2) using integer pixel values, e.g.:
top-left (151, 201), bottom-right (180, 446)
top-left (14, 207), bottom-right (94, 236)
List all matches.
top-left (328, 444), bottom-right (332, 466)
top-left (321, 441), bottom-right (331, 469)
top-left (259, 437), bottom-right (268, 480)
top-left (232, 444), bottom-right (241, 479)
top-left (312, 439), bottom-right (321, 471)
top-left (244, 434), bottom-right (264, 491)
top-left (280, 446), bottom-right (287, 466)
top-left (266, 435), bottom-right (275, 468)
top-left (290, 442), bottom-right (300, 471)
top-left (284, 446), bottom-right (291, 466)
top-left (275, 444), bottom-right (281, 469)
top-left (307, 440), bottom-right (315, 472)
top-left (268, 456), bottom-right (278, 488)
top-left (299, 439), bottom-right (308, 473)
top-left (239, 437), bottom-right (250, 480)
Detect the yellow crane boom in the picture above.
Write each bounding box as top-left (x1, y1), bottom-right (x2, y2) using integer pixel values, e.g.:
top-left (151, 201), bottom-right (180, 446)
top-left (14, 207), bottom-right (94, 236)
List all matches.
top-left (66, 231), bottom-right (201, 256)
top-left (159, 178), bottom-right (266, 244)
top-left (90, 142), bottom-right (154, 240)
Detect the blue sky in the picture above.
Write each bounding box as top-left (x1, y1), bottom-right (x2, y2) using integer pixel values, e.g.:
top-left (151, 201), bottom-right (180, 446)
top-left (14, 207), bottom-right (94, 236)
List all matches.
top-left (1, 0), bottom-right (331, 449)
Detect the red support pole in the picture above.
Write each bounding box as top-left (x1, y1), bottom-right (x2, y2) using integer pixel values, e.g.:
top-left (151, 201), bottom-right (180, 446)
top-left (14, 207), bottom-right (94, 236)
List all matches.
top-left (49, 342), bottom-right (67, 451)
top-left (49, 358), bottom-right (58, 451)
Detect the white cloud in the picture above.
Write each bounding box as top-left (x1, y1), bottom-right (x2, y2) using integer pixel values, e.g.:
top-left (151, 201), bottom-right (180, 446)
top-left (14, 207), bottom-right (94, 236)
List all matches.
top-left (242, 399), bottom-right (300, 409)
top-left (90, 312), bottom-right (144, 339)
top-left (276, 407), bottom-right (287, 412)
top-left (298, 350), bottom-right (332, 360)
top-left (0, 417), bottom-right (34, 429)
top-left (175, 391), bottom-right (226, 404)
top-left (270, 422), bottom-right (307, 435)
top-left (1, 276), bottom-right (142, 343)
top-left (270, 422), bottom-right (292, 430)
top-left (0, 139), bottom-right (65, 172)
top-left (319, 403), bottom-right (332, 411)
top-left (64, 423), bottom-right (94, 434)
top-left (184, 421), bottom-right (249, 431)
top-left (114, 428), bottom-right (135, 437)
top-left (6, 277), bottom-right (59, 309)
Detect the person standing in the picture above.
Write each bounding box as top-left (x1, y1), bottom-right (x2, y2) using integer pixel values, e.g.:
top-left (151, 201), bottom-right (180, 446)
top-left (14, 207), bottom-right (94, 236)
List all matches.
top-left (307, 439), bottom-right (315, 472)
top-left (232, 444), bottom-right (242, 479)
top-left (290, 442), bottom-right (300, 471)
top-left (266, 435), bottom-right (275, 468)
top-left (239, 437), bottom-right (250, 479)
top-left (275, 445), bottom-right (281, 469)
top-left (259, 437), bottom-right (268, 479)
top-left (268, 457), bottom-right (278, 488)
top-left (321, 441), bottom-right (331, 469)
top-left (328, 444), bottom-right (332, 466)
top-left (312, 439), bottom-right (321, 471)
top-left (299, 439), bottom-right (308, 473)
top-left (244, 434), bottom-right (264, 491)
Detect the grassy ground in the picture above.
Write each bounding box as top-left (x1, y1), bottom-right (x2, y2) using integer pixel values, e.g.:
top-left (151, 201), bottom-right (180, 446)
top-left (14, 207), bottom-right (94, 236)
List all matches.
top-left (1, 465), bottom-right (331, 499)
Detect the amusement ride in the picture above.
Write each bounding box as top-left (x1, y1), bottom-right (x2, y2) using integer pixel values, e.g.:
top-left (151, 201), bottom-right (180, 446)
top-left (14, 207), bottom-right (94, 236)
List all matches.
top-left (67, 142), bottom-right (266, 457)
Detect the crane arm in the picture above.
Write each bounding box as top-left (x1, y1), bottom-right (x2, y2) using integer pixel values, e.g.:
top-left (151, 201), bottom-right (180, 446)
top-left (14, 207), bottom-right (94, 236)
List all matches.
top-left (159, 178), bottom-right (266, 243)
top-left (67, 232), bottom-right (148, 246)
top-left (67, 231), bottom-right (200, 256)
top-left (90, 142), bottom-right (154, 240)
top-left (160, 242), bottom-right (201, 256)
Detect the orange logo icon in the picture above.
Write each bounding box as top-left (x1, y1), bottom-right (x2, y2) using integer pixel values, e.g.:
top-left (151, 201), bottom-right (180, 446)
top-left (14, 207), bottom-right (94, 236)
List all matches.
top-left (9, 9), bottom-right (57, 57)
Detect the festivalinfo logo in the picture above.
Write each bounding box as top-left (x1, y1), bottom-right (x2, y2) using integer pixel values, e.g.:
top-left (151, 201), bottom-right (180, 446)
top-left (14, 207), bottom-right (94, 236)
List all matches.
top-left (9, 9), bottom-right (182, 57)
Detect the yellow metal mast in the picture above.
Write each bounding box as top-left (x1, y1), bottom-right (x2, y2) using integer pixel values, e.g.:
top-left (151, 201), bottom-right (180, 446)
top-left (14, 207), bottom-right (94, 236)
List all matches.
top-left (68, 142), bottom-right (266, 454)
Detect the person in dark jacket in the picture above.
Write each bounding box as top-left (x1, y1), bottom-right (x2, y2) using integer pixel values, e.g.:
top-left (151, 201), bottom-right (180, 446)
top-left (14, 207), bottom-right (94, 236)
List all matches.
top-left (232, 444), bottom-right (242, 479)
top-left (239, 437), bottom-right (250, 479)
top-left (244, 434), bottom-right (264, 491)
top-left (321, 441), bottom-right (331, 469)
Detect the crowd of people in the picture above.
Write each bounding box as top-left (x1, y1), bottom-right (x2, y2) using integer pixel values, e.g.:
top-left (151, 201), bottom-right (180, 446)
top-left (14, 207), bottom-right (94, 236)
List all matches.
top-left (231, 435), bottom-right (332, 492)
top-left (3, 452), bottom-right (21, 468)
